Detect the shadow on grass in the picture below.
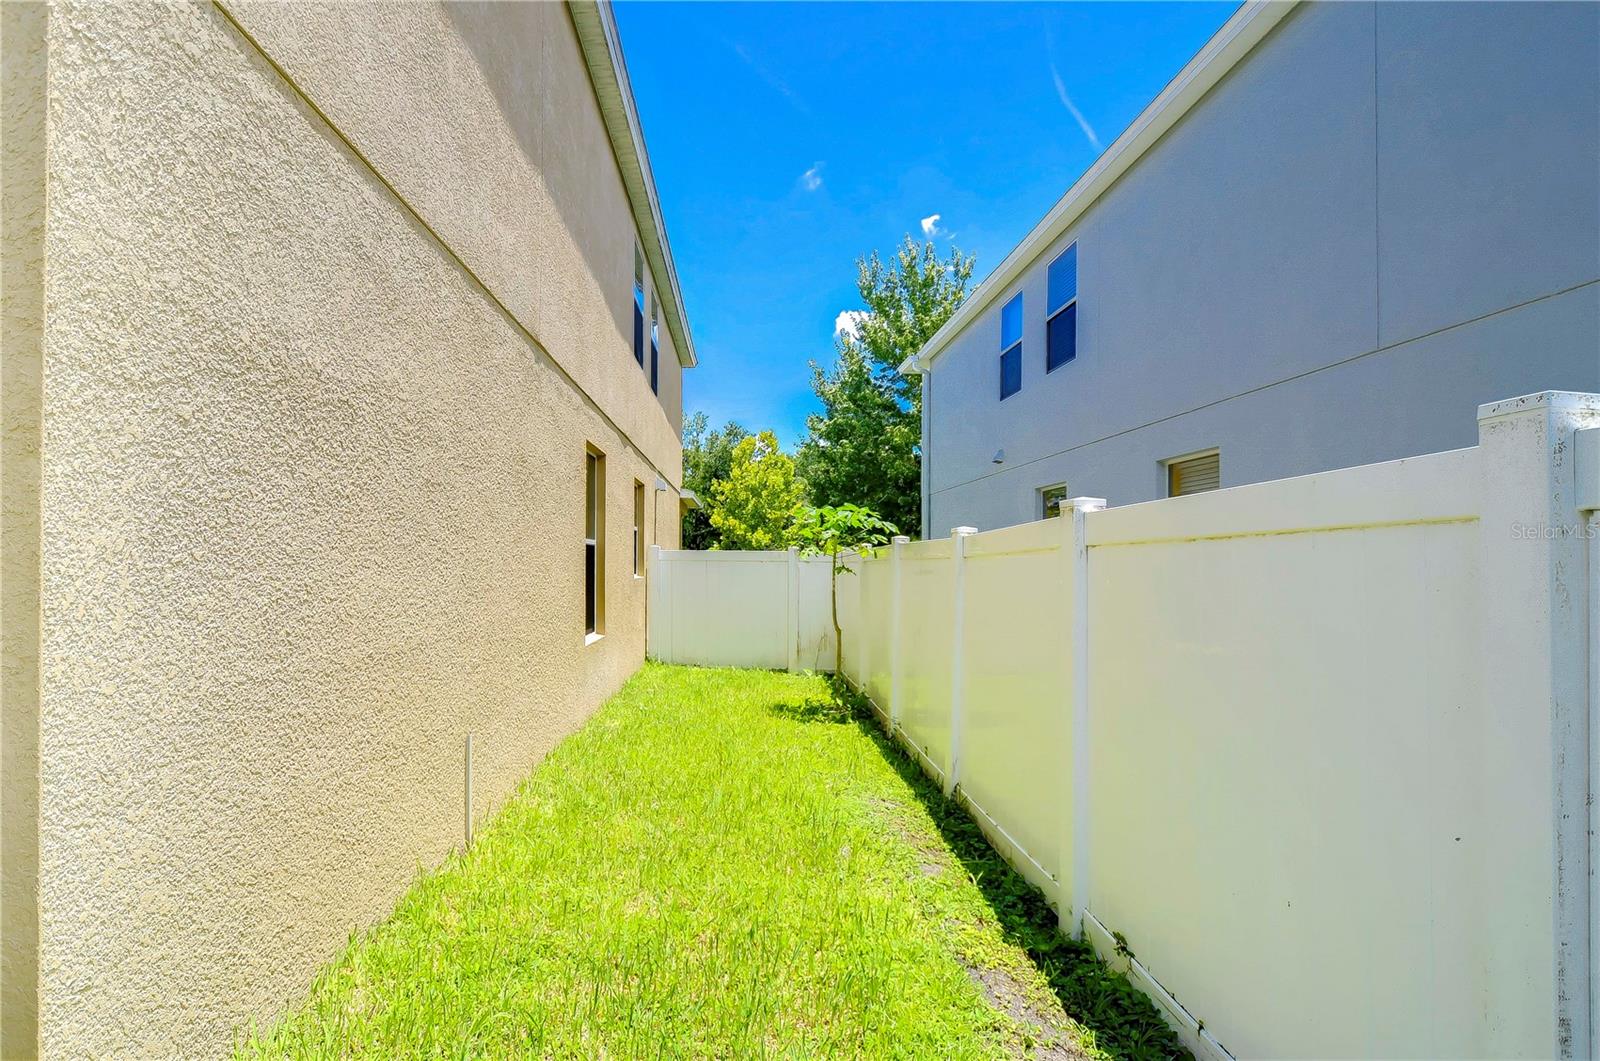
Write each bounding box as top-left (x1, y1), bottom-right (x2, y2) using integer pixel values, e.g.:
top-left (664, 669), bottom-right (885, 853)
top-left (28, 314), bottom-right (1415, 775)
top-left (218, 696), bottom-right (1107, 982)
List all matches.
top-left (823, 678), bottom-right (1192, 1061)
top-left (766, 695), bottom-right (857, 725)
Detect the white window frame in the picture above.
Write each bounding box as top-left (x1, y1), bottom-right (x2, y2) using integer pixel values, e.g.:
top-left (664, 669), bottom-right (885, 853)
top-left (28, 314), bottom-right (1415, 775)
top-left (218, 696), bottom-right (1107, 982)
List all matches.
top-left (1046, 243), bottom-right (1078, 374)
top-left (632, 479), bottom-right (645, 578)
top-left (585, 447), bottom-right (605, 642)
top-left (998, 292), bottom-right (1024, 401)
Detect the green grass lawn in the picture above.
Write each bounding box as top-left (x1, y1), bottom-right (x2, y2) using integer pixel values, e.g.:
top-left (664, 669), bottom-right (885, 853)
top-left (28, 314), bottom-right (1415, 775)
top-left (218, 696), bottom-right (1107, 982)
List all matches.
top-left (239, 664), bottom-right (1184, 1059)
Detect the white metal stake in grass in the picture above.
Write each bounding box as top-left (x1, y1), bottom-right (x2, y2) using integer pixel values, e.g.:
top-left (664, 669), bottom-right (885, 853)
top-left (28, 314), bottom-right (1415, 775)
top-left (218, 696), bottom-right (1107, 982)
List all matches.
top-left (786, 546), bottom-right (800, 673)
top-left (945, 527), bottom-right (976, 797)
top-left (1063, 497), bottom-right (1104, 940)
top-left (464, 732), bottom-right (474, 849)
top-left (890, 535), bottom-right (909, 730)
top-left (646, 544), bottom-right (664, 660)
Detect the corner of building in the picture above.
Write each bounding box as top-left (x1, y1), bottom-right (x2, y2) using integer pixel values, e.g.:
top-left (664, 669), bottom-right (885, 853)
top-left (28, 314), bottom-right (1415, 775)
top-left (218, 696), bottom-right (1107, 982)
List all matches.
top-left (1, 1), bottom-right (47, 1055)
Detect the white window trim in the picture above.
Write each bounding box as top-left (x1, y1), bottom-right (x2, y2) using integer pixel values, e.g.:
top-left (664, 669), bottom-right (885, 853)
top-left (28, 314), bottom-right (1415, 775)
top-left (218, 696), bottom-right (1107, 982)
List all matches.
top-left (585, 448), bottom-right (605, 637)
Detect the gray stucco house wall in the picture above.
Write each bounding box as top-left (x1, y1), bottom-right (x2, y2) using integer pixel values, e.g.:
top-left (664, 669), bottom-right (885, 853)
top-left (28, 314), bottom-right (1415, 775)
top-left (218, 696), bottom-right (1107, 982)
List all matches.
top-left (911, 0), bottom-right (1599, 536)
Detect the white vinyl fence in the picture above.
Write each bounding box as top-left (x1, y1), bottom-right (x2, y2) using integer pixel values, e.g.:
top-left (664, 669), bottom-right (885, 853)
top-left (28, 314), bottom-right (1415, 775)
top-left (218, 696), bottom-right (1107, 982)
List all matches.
top-left (650, 392), bottom-right (1600, 1060)
top-left (647, 548), bottom-right (841, 671)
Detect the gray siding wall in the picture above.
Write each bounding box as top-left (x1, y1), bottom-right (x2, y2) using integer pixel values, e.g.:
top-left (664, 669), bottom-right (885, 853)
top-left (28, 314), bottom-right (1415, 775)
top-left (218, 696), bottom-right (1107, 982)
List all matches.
top-left (925, 1), bottom-right (1599, 534)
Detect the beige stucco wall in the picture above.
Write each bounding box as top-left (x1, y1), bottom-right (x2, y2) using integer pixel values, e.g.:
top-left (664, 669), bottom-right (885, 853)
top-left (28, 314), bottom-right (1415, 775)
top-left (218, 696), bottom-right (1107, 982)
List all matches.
top-left (226, 0), bottom-right (687, 451)
top-left (3, 1), bottom-right (687, 1055)
top-left (2, 3), bottom-right (47, 1057)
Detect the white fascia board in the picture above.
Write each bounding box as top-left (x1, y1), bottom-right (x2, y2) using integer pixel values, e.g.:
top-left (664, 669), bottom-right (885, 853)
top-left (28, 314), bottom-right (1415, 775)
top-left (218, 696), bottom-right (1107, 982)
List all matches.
top-left (569, 1), bottom-right (699, 369)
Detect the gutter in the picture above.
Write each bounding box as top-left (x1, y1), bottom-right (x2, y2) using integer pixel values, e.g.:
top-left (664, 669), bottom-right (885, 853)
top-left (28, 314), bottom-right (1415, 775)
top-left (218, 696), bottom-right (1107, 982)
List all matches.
top-left (568, 0), bottom-right (698, 369)
top-left (900, 0), bottom-right (1298, 377)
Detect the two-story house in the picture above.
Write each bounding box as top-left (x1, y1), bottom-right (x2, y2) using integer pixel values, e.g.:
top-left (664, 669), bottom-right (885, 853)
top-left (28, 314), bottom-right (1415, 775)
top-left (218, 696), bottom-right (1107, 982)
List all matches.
top-left (905, 0), bottom-right (1598, 534)
top-left (0, 2), bottom-right (693, 1054)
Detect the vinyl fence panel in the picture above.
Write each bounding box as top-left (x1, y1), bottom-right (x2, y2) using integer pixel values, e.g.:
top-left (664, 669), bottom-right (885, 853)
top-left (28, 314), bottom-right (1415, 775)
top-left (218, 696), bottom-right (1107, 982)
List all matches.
top-left (648, 548), bottom-right (839, 672)
top-left (896, 538), bottom-right (955, 785)
top-left (957, 518), bottom-right (1067, 896)
top-left (650, 392), bottom-right (1600, 1060)
top-left (1085, 447), bottom-right (1485, 1059)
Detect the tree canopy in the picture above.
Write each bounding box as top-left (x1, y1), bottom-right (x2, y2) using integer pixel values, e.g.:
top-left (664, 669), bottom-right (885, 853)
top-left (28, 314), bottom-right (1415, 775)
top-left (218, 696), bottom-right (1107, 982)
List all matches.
top-left (707, 432), bottom-right (805, 550)
top-left (681, 413), bottom-right (750, 550)
top-left (796, 236), bottom-right (974, 537)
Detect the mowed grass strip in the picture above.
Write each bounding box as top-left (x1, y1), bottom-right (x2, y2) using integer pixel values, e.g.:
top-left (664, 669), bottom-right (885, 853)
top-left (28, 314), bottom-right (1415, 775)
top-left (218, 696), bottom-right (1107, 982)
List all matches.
top-left (239, 664), bottom-right (1165, 1059)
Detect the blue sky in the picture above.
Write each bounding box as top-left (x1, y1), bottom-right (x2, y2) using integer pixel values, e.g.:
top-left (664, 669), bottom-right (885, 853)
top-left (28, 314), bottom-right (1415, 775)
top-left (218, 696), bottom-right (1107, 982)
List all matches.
top-left (614, 1), bottom-right (1238, 448)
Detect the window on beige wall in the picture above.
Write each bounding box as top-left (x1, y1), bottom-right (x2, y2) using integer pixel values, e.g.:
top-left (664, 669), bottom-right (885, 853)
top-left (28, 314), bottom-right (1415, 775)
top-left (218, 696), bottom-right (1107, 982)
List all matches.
top-left (633, 480), bottom-right (645, 576)
top-left (586, 448), bottom-right (605, 637)
top-left (649, 297), bottom-right (660, 395)
top-left (633, 246), bottom-right (646, 369)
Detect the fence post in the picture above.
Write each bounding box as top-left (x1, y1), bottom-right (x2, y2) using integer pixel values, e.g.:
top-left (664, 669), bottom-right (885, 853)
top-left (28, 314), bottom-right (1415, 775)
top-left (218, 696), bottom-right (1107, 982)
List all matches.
top-left (1477, 392), bottom-right (1600, 1059)
top-left (1578, 426), bottom-right (1600, 1061)
top-left (786, 546), bottom-right (800, 673)
top-left (890, 535), bottom-right (909, 731)
top-left (646, 544), bottom-right (665, 661)
top-left (945, 527), bottom-right (977, 797)
top-left (1058, 497), bottom-right (1104, 940)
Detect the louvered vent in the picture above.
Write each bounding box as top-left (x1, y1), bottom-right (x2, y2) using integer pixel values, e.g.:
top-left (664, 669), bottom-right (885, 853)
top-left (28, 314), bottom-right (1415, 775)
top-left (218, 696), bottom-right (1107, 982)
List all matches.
top-left (1167, 452), bottom-right (1220, 497)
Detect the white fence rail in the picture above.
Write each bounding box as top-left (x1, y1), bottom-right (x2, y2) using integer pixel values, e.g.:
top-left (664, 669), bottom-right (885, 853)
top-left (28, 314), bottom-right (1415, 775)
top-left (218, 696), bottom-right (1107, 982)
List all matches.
top-left (649, 392), bottom-right (1600, 1059)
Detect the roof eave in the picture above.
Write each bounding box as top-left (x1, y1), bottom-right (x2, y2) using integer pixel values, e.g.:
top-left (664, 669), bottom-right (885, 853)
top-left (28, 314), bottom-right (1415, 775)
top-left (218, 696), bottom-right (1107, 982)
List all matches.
top-left (902, 0), bottom-right (1299, 377)
top-left (568, 0), bottom-right (698, 369)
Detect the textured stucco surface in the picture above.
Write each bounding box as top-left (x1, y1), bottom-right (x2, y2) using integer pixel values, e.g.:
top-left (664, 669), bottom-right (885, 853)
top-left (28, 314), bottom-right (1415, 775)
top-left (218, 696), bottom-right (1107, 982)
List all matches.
top-left (2, 3), bottom-right (46, 1055)
top-left (24, 2), bottom-right (684, 1054)
top-left (226, 0), bottom-right (686, 451)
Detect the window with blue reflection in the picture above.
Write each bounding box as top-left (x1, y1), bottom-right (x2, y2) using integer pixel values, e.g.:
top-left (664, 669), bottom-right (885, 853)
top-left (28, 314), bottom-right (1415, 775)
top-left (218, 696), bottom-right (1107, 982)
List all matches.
top-left (650, 298), bottom-right (660, 394)
top-left (999, 292), bottom-right (1023, 400)
top-left (999, 349), bottom-right (1021, 400)
top-left (1047, 244), bottom-right (1077, 372)
top-left (1000, 292), bottom-right (1023, 350)
top-left (633, 247), bottom-right (646, 368)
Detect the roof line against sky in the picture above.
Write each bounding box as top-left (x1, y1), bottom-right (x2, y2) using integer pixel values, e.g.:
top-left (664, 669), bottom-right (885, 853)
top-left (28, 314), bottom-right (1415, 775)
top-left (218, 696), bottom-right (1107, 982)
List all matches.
top-left (568, 1), bottom-right (698, 369)
top-left (900, 0), bottom-right (1299, 377)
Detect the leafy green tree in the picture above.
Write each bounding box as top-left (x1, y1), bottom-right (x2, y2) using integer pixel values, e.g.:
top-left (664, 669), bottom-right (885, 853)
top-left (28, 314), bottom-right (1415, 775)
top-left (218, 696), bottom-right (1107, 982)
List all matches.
top-left (792, 503), bottom-right (898, 676)
top-left (797, 236), bottom-right (974, 537)
top-left (681, 412), bottom-right (750, 550)
top-left (708, 432), bottom-right (805, 550)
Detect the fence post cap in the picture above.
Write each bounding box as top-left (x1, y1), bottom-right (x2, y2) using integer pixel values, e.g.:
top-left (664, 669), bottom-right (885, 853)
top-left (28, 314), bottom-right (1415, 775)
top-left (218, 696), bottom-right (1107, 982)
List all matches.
top-left (951, 526), bottom-right (978, 537)
top-left (1477, 390), bottom-right (1600, 425)
top-left (891, 535), bottom-right (911, 544)
top-left (1063, 497), bottom-right (1107, 513)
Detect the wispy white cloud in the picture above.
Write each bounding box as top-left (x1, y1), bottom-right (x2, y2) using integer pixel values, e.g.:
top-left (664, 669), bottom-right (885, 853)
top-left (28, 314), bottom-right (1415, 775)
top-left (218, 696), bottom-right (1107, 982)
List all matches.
top-left (728, 41), bottom-right (811, 115)
top-left (834, 310), bottom-right (866, 341)
top-left (1050, 63), bottom-right (1103, 152)
top-left (920, 213), bottom-right (944, 238)
top-left (800, 163), bottom-right (824, 192)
